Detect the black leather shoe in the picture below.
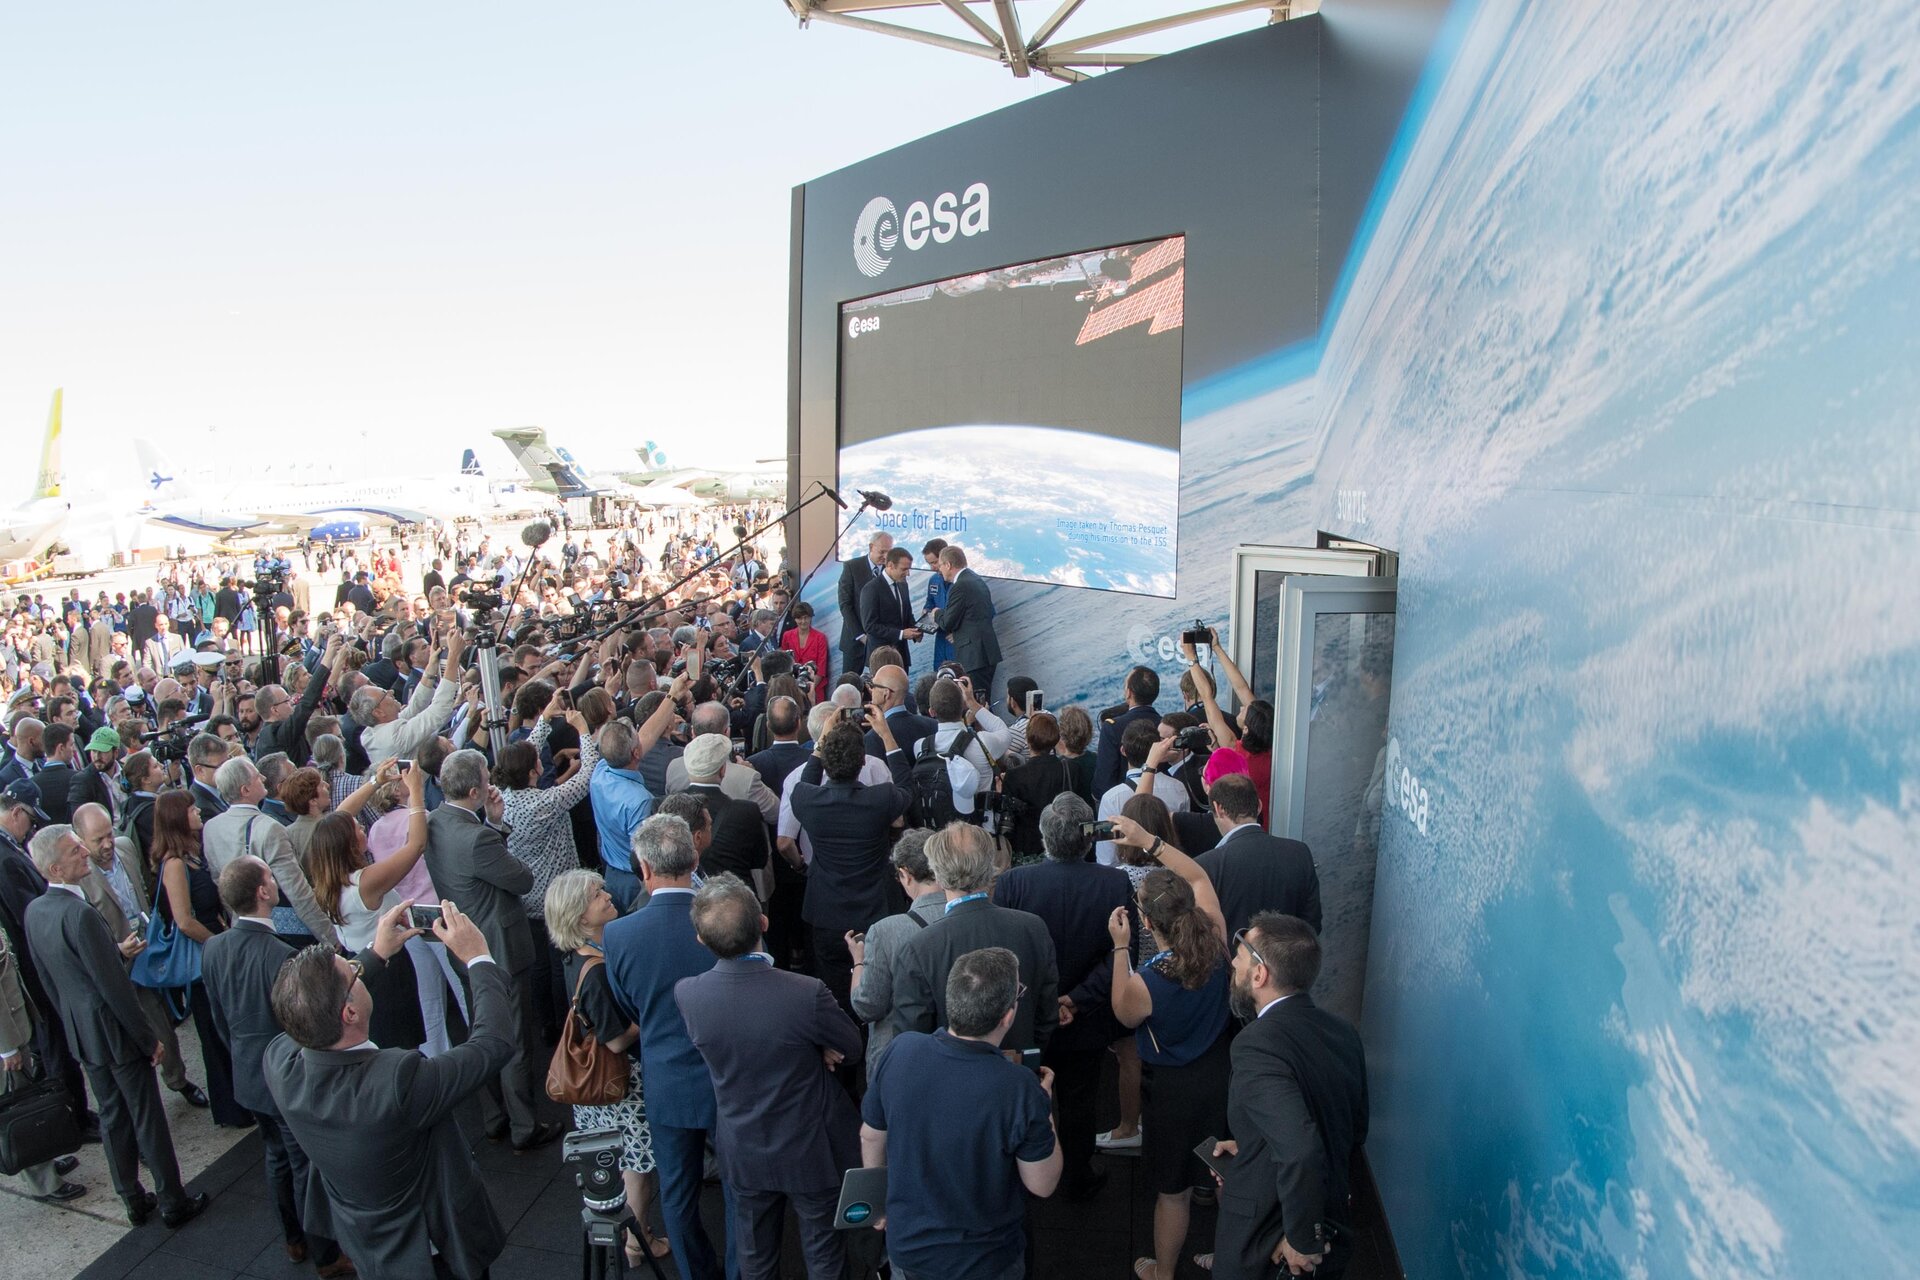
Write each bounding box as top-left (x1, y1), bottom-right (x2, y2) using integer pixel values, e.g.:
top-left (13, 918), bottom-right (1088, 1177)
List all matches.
top-left (173, 1083), bottom-right (210, 1108)
top-left (125, 1190), bottom-right (157, 1226)
top-left (161, 1192), bottom-right (210, 1229)
top-left (35, 1181), bottom-right (87, 1204)
top-left (511, 1121), bottom-right (563, 1153)
top-left (54, 1155), bottom-right (79, 1176)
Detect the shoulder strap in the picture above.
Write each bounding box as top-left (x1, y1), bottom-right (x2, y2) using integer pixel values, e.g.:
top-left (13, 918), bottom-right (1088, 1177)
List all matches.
top-left (571, 954), bottom-right (603, 1005)
top-left (908, 910), bottom-right (931, 929)
top-left (940, 728), bottom-right (976, 762)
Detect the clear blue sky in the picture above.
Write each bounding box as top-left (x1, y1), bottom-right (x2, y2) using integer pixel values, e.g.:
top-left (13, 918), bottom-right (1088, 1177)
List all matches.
top-left (0, 3), bottom-right (1275, 497)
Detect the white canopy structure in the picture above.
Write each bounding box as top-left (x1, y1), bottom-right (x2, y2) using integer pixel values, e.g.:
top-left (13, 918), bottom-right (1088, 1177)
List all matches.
top-left (778, 1), bottom-right (1317, 83)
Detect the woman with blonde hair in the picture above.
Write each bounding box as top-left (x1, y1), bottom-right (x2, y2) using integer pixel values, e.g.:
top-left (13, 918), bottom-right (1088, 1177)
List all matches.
top-left (544, 869), bottom-right (667, 1264)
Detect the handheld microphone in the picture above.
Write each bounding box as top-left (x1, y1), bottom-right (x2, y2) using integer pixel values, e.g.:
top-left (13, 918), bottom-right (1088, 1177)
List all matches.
top-left (819, 485), bottom-right (849, 510)
top-left (857, 489), bottom-right (894, 512)
top-left (520, 519), bottom-right (553, 549)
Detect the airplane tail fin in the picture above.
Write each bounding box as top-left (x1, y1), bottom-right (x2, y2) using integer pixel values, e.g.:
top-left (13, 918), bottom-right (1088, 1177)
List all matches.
top-left (492, 426), bottom-right (595, 497)
top-left (133, 438), bottom-right (183, 496)
top-left (460, 448), bottom-right (484, 477)
top-left (34, 389), bottom-right (62, 498)
top-left (637, 439), bottom-right (670, 471)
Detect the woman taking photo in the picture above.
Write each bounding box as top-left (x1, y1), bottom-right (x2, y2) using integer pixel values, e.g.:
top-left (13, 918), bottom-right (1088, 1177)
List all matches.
top-left (149, 790), bottom-right (250, 1127)
top-left (1104, 811), bottom-right (1231, 1280)
top-left (1096, 792), bottom-right (1186, 1157)
top-left (544, 870), bottom-right (668, 1265)
top-left (305, 765), bottom-right (430, 1050)
top-left (1183, 631), bottom-right (1273, 827)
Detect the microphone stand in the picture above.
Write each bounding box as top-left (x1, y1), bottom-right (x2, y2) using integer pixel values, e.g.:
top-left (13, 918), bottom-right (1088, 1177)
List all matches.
top-left (775, 490), bottom-right (879, 659)
top-left (573, 482), bottom-right (843, 647)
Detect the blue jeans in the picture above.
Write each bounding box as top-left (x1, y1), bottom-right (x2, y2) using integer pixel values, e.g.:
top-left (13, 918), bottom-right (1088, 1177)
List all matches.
top-left (652, 1122), bottom-right (739, 1280)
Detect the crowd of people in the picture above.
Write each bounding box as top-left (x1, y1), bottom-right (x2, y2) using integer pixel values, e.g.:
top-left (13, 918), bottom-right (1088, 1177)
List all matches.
top-left (0, 511), bottom-right (1369, 1280)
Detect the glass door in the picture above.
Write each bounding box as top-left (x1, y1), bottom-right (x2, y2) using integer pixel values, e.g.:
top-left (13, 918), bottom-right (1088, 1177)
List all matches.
top-left (1226, 545), bottom-right (1376, 703)
top-left (1270, 576), bottom-right (1396, 1023)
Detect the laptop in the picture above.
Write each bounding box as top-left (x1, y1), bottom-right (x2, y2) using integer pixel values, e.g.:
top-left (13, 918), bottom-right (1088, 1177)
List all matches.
top-left (833, 1166), bottom-right (888, 1230)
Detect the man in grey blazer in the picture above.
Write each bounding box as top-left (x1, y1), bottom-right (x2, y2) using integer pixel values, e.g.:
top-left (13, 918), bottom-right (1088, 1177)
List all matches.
top-left (676, 874), bottom-right (864, 1280)
top-left (424, 748), bottom-right (560, 1152)
top-left (22, 824), bottom-right (207, 1229)
top-left (203, 856), bottom-right (349, 1275)
top-left (202, 754), bottom-right (339, 946)
top-left (265, 899), bottom-right (514, 1280)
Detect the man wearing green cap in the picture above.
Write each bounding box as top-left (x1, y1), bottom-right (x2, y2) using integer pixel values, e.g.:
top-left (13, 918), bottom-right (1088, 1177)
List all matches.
top-left (69, 728), bottom-right (124, 824)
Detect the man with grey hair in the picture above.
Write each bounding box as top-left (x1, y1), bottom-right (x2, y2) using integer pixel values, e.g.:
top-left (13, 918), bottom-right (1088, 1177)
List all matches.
top-left (24, 824), bottom-right (207, 1228)
top-left (893, 822), bottom-right (1060, 1054)
top-left (353, 627), bottom-right (464, 766)
top-left (677, 873), bottom-right (863, 1280)
top-left (861, 946), bottom-right (1061, 1280)
top-left (424, 747), bottom-right (559, 1152)
top-left (203, 756), bottom-right (339, 946)
top-left (991, 792), bottom-right (1137, 1199)
top-left (603, 815), bottom-right (736, 1280)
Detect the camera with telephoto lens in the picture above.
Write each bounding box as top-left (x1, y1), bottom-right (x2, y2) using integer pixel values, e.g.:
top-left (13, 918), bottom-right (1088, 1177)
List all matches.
top-left (562, 1128), bottom-right (627, 1213)
top-left (1180, 620), bottom-right (1214, 646)
top-left (1173, 724), bottom-right (1214, 753)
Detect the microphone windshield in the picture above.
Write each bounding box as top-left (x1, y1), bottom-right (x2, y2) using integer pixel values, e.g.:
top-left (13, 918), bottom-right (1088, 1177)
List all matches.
top-left (521, 519), bottom-right (553, 548)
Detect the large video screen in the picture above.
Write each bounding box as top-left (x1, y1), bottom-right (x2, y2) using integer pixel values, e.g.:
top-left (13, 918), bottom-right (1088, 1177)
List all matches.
top-left (837, 235), bottom-right (1185, 597)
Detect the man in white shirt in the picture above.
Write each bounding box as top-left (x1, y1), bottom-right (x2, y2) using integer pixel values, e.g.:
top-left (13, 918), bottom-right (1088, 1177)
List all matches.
top-left (917, 675), bottom-right (1013, 819)
top-left (1094, 720), bottom-right (1190, 866)
top-left (351, 630), bottom-right (464, 767)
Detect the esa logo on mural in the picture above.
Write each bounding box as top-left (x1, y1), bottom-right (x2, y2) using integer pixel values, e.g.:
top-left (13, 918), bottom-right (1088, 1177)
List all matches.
top-left (1382, 738), bottom-right (1430, 836)
top-left (852, 183), bottom-right (991, 278)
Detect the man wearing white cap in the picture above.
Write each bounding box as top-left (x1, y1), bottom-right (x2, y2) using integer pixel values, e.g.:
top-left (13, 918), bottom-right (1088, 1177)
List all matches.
top-left (678, 734), bottom-right (771, 893)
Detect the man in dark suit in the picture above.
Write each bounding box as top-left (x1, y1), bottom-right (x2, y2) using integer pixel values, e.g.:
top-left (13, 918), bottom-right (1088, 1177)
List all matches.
top-left (203, 857), bottom-right (347, 1274)
top-left (858, 547), bottom-right (924, 672)
top-left (789, 720), bottom-right (912, 1009)
top-left (835, 530), bottom-right (893, 678)
top-left (603, 813), bottom-right (737, 1280)
top-left (746, 694), bottom-right (810, 792)
top-left (1212, 913), bottom-right (1369, 1280)
top-left (1095, 665), bottom-right (1162, 796)
top-left (863, 665), bottom-right (933, 761)
top-left (0, 788), bottom-right (95, 1136)
top-left (266, 900), bottom-right (516, 1280)
top-left (67, 727), bottom-right (126, 827)
top-left (23, 824), bottom-right (206, 1228)
top-left (125, 591), bottom-right (159, 654)
top-left (991, 794), bottom-right (1136, 1198)
top-left (933, 544), bottom-right (1002, 700)
top-left (345, 572), bottom-right (378, 615)
top-left (677, 876), bottom-right (863, 1280)
top-left (423, 748), bottom-right (560, 1152)
top-left (1196, 774), bottom-right (1322, 936)
top-left (32, 723), bottom-right (77, 825)
top-left (186, 731), bottom-right (232, 822)
top-left (894, 823), bottom-right (1059, 1054)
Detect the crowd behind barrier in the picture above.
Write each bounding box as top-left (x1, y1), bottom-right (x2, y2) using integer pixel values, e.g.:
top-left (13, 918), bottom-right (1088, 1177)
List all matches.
top-left (0, 510), bottom-right (1368, 1280)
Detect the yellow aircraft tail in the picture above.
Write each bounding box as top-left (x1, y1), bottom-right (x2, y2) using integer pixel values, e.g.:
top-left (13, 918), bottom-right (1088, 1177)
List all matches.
top-left (34, 389), bottom-right (62, 499)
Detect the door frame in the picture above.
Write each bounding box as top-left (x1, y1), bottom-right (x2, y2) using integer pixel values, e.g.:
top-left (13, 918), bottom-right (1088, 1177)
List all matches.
top-left (1225, 545), bottom-right (1378, 699)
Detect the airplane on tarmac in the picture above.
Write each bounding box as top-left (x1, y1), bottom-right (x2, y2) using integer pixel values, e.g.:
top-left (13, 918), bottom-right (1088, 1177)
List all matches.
top-left (492, 427), bottom-right (781, 504)
top-left (626, 439), bottom-right (785, 503)
top-left (0, 391), bottom-right (71, 560)
top-left (135, 439), bottom-right (547, 539)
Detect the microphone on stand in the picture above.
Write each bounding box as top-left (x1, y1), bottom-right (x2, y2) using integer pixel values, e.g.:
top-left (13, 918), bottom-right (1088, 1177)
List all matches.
top-left (857, 490), bottom-right (894, 511)
top-left (819, 485), bottom-right (849, 510)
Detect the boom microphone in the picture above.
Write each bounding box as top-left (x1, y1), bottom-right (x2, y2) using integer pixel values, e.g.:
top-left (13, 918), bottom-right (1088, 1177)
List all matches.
top-left (520, 519), bottom-right (553, 549)
top-left (858, 489), bottom-right (894, 512)
top-left (819, 485), bottom-right (849, 510)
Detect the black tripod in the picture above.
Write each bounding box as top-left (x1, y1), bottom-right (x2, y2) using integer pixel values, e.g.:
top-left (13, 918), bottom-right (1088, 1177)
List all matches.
top-left (579, 1206), bottom-right (669, 1280)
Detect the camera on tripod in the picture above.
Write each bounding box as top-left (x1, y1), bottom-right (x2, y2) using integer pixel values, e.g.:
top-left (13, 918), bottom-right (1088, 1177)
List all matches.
top-left (253, 556), bottom-right (291, 603)
top-left (562, 1127), bottom-right (627, 1214)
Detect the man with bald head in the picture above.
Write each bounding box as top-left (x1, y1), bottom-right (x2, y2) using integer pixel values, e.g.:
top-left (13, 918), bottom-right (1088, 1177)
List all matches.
top-left (0, 716), bottom-right (43, 788)
top-left (251, 634), bottom-right (345, 768)
top-left (863, 665), bottom-right (934, 761)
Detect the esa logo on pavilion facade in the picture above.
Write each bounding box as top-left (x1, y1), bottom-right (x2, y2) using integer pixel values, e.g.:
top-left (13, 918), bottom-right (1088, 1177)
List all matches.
top-left (852, 183), bottom-right (990, 278)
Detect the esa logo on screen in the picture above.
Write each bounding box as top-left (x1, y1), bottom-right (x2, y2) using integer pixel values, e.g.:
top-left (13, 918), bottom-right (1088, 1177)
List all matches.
top-left (853, 183), bottom-right (990, 278)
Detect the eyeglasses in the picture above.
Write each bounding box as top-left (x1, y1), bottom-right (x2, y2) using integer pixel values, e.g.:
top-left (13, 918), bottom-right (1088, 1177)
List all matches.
top-left (344, 960), bottom-right (365, 1005)
top-left (1231, 929), bottom-right (1267, 969)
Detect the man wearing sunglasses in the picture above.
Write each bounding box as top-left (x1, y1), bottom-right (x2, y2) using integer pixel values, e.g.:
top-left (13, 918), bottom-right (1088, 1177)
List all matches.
top-left (1207, 914), bottom-right (1368, 1279)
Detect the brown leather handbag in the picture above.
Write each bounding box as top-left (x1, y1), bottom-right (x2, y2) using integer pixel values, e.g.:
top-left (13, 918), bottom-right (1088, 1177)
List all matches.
top-left (545, 956), bottom-right (630, 1107)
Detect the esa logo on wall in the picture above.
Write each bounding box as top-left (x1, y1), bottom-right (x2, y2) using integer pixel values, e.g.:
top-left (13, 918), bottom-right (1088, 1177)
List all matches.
top-left (852, 183), bottom-right (991, 277)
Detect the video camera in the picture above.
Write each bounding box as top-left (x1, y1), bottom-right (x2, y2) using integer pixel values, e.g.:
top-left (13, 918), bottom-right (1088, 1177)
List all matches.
top-left (459, 576), bottom-right (507, 616)
top-left (142, 712), bottom-right (210, 764)
top-left (253, 556), bottom-right (292, 603)
top-left (562, 1128), bottom-right (627, 1214)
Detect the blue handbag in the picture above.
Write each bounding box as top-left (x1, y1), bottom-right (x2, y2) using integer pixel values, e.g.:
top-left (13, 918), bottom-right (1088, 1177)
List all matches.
top-left (130, 879), bottom-right (204, 992)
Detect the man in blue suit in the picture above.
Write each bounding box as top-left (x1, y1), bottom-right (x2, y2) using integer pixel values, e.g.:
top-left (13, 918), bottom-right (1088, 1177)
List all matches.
top-left (676, 875), bottom-right (863, 1280)
top-left (603, 813), bottom-right (736, 1280)
top-left (1094, 665), bottom-right (1162, 796)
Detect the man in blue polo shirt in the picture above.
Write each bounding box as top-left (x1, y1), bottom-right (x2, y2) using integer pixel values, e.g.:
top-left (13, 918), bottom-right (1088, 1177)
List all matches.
top-left (860, 946), bottom-right (1062, 1280)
